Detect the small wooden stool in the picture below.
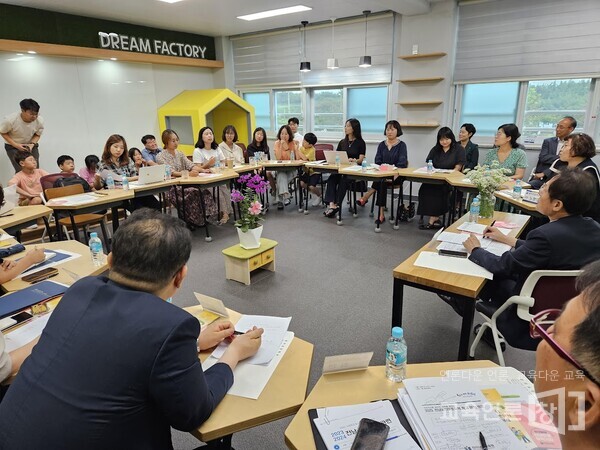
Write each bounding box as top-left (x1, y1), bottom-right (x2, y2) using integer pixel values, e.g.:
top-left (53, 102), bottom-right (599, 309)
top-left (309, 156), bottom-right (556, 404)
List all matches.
top-left (222, 238), bottom-right (277, 285)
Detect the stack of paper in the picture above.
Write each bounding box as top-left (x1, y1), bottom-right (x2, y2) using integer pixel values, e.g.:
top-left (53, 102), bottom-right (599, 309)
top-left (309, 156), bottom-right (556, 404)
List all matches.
top-left (436, 231), bottom-right (512, 256)
top-left (313, 400), bottom-right (420, 450)
top-left (398, 371), bottom-right (561, 450)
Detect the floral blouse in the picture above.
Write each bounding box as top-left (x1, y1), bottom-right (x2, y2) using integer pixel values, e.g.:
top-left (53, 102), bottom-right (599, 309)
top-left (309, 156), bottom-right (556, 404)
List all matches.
top-left (96, 159), bottom-right (137, 187)
top-left (483, 147), bottom-right (527, 176)
top-left (156, 149), bottom-right (194, 172)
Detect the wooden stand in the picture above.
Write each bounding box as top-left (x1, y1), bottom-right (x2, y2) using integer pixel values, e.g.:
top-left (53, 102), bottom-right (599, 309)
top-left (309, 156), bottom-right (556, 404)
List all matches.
top-left (222, 238), bottom-right (277, 285)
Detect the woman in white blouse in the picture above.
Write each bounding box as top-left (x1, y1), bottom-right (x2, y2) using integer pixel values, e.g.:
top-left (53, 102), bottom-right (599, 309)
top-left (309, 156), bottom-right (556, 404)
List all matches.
top-left (218, 125), bottom-right (245, 166)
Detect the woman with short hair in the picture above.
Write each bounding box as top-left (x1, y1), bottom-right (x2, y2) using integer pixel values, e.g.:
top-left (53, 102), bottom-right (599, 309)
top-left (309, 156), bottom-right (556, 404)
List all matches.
top-left (482, 123), bottom-right (527, 179)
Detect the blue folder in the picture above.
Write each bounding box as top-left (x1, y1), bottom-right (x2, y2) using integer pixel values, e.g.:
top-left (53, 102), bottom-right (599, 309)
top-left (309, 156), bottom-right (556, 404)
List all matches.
top-left (0, 280), bottom-right (67, 319)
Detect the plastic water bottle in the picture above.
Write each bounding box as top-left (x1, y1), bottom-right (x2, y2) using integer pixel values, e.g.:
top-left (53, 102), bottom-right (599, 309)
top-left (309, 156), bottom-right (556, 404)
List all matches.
top-left (121, 176), bottom-right (129, 191)
top-left (215, 160), bottom-right (221, 172)
top-left (361, 160), bottom-right (367, 172)
top-left (512, 179), bottom-right (522, 199)
top-left (335, 155), bottom-right (340, 167)
top-left (106, 173), bottom-right (115, 190)
top-left (89, 232), bottom-right (103, 267)
top-left (290, 150), bottom-right (295, 161)
top-left (426, 160), bottom-right (434, 174)
top-left (165, 165), bottom-right (171, 180)
top-left (470, 195), bottom-right (481, 223)
top-left (386, 327), bottom-right (407, 382)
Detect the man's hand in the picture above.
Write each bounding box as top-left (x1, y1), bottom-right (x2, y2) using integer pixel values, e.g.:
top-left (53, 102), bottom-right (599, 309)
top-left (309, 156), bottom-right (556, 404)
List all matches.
top-left (17, 143), bottom-right (31, 152)
top-left (533, 172), bottom-right (545, 180)
top-left (463, 234), bottom-right (481, 253)
top-left (224, 327), bottom-right (264, 361)
top-left (198, 321), bottom-right (235, 351)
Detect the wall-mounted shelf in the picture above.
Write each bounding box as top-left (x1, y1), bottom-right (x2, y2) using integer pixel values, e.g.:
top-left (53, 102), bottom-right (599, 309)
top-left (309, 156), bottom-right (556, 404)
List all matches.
top-left (398, 122), bottom-right (440, 128)
top-left (396, 100), bottom-right (443, 107)
top-left (397, 77), bottom-right (444, 84)
top-left (398, 52), bottom-right (447, 60)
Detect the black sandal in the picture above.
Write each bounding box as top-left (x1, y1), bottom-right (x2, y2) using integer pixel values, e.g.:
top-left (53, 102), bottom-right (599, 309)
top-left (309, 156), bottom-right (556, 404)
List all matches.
top-left (325, 207), bottom-right (339, 218)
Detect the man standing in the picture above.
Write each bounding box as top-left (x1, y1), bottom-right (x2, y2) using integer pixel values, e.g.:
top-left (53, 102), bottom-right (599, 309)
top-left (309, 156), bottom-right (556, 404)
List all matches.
top-left (288, 117), bottom-right (304, 148)
top-left (0, 209), bottom-right (263, 449)
top-left (530, 116), bottom-right (576, 188)
top-left (0, 99), bottom-right (44, 173)
top-left (141, 134), bottom-right (161, 164)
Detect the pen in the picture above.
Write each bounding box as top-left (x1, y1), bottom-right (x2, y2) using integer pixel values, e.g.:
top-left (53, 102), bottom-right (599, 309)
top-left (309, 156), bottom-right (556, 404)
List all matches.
top-left (93, 191), bottom-right (108, 196)
top-left (0, 213), bottom-right (14, 217)
top-left (479, 432), bottom-right (488, 450)
top-left (483, 220), bottom-right (496, 239)
top-left (233, 330), bottom-right (243, 335)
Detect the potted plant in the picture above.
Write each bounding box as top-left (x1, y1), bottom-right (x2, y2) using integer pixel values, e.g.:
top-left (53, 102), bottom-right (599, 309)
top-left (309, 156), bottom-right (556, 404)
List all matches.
top-left (465, 161), bottom-right (510, 218)
top-left (231, 173), bottom-right (269, 249)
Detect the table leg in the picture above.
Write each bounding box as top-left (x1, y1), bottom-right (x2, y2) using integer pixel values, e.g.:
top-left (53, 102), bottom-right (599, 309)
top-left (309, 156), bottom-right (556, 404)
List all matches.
top-left (69, 212), bottom-right (81, 242)
top-left (55, 211), bottom-right (64, 241)
top-left (197, 187), bottom-right (212, 242)
top-left (457, 296), bottom-right (476, 361)
top-left (449, 187), bottom-right (457, 226)
top-left (202, 434), bottom-right (233, 450)
top-left (111, 206), bottom-right (120, 233)
top-left (392, 278), bottom-right (405, 328)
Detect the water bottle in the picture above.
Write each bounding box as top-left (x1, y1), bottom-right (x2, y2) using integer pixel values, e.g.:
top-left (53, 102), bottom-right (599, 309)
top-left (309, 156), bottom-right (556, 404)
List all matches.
top-left (335, 155), bottom-right (340, 167)
top-left (89, 232), bottom-right (103, 267)
top-left (165, 165), bottom-right (171, 180)
top-left (386, 327), bottom-right (407, 382)
top-left (426, 160), bottom-right (434, 174)
top-left (470, 195), bottom-right (481, 223)
top-left (290, 150), bottom-right (295, 161)
top-left (512, 179), bottom-right (522, 199)
top-left (215, 160), bottom-right (221, 172)
top-left (361, 160), bottom-right (367, 172)
top-left (121, 176), bottom-right (129, 191)
top-left (106, 173), bottom-right (115, 190)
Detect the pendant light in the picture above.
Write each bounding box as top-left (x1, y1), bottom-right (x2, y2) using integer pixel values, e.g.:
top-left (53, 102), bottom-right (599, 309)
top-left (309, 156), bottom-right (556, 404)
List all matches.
top-left (299, 21), bottom-right (311, 72)
top-left (327, 17), bottom-right (339, 69)
top-left (358, 10), bottom-right (372, 68)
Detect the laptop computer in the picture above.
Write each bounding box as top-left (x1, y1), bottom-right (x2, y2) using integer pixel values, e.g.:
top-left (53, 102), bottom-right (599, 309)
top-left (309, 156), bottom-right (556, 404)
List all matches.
top-left (131, 164), bottom-right (166, 185)
top-left (323, 151), bottom-right (350, 165)
top-left (0, 184), bottom-right (16, 214)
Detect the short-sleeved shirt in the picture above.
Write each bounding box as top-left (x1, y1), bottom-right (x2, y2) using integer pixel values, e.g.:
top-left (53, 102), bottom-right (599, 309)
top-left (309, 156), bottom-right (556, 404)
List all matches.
top-left (141, 147), bottom-right (161, 164)
top-left (96, 160), bottom-right (137, 187)
top-left (0, 112), bottom-right (44, 144)
top-left (218, 142), bottom-right (244, 165)
top-left (298, 145), bottom-right (316, 174)
top-left (425, 144), bottom-right (466, 170)
top-left (192, 147), bottom-right (225, 165)
top-left (79, 167), bottom-right (96, 185)
top-left (483, 147), bottom-right (527, 176)
top-left (8, 169), bottom-right (49, 201)
top-left (156, 149), bottom-right (193, 172)
top-left (336, 138), bottom-right (366, 162)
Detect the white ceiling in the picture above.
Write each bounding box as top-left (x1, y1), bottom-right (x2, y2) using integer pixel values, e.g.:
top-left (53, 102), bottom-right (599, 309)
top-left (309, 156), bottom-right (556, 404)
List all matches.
top-left (4, 0), bottom-right (441, 37)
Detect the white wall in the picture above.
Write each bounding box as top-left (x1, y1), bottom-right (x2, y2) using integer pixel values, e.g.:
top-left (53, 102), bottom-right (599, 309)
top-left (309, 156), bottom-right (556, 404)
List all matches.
top-left (0, 51), bottom-right (219, 185)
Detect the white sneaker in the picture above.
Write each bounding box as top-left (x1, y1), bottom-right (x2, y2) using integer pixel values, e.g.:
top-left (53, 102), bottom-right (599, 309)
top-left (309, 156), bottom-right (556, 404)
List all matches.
top-left (311, 196), bottom-right (322, 207)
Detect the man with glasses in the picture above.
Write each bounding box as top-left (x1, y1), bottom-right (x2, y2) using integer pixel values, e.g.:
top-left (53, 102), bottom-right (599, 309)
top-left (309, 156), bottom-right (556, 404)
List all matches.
top-left (530, 116), bottom-right (576, 188)
top-left (462, 168), bottom-right (600, 349)
top-left (0, 99), bottom-right (44, 173)
top-left (140, 134), bottom-right (161, 164)
top-left (532, 260), bottom-right (600, 448)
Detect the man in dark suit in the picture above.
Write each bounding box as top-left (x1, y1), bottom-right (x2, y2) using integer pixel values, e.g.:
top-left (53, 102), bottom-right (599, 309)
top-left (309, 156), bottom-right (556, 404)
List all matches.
top-left (463, 168), bottom-right (600, 349)
top-left (530, 116), bottom-right (576, 188)
top-left (0, 209), bottom-right (263, 449)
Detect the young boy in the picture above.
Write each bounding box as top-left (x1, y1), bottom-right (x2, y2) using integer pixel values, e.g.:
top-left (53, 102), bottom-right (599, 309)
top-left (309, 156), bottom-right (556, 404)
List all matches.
top-left (297, 132), bottom-right (322, 207)
top-left (8, 151), bottom-right (48, 206)
top-left (57, 154), bottom-right (75, 174)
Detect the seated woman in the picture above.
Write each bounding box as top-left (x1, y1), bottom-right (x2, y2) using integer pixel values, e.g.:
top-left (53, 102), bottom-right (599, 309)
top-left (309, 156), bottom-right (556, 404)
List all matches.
top-left (296, 132), bottom-right (322, 207)
top-left (459, 123), bottom-right (479, 171)
top-left (247, 127), bottom-right (274, 193)
top-left (273, 124), bottom-right (298, 210)
top-left (129, 147), bottom-right (149, 171)
top-left (544, 132), bottom-right (600, 223)
top-left (418, 127), bottom-right (465, 229)
top-left (157, 129), bottom-right (216, 228)
top-left (193, 126), bottom-right (232, 225)
top-left (94, 134), bottom-right (160, 211)
top-left (79, 154), bottom-right (99, 187)
top-left (324, 118), bottom-right (366, 218)
top-left (483, 123), bottom-right (527, 179)
top-left (357, 120), bottom-right (408, 225)
top-left (218, 125), bottom-right (245, 166)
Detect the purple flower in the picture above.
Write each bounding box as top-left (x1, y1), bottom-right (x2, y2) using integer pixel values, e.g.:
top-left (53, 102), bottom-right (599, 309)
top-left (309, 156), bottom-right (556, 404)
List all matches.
top-left (238, 174), bottom-right (251, 184)
top-left (231, 189), bottom-right (244, 203)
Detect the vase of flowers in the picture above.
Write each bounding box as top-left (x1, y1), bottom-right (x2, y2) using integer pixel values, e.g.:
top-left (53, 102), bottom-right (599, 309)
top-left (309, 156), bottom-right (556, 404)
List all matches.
top-left (465, 161), bottom-right (510, 219)
top-left (232, 173), bottom-right (269, 249)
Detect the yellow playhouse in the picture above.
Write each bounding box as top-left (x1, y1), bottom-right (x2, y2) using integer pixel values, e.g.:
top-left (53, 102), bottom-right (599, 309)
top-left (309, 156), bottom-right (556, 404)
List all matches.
top-left (158, 89), bottom-right (255, 156)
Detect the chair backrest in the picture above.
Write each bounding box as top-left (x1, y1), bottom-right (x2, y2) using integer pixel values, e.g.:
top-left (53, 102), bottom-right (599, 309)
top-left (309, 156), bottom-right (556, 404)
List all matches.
top-left (238, 142), bottom-right (249, 163)
top-left (529, 274), bottom-right (580, 315)
top-left (45, 184), bottom-right (85, 201)
top-left (40, 173), bottom-right (79, 192)
top-left (314, 143), bottom-right (333, 161)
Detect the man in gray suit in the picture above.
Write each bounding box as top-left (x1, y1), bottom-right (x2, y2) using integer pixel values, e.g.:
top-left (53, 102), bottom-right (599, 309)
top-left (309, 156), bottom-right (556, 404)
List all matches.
top-left (530, 116), bottom-right (576, 188)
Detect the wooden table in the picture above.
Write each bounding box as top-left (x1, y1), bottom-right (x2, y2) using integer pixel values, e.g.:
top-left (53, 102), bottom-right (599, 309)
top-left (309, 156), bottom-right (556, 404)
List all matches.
top-left (222, 238), bottom-right (277, 285)
top-left (0, 205), bottom-right (52, 241)
top-left (185, 307), bottom-right (314, 448)
top-left (284, 360), bottom-right (497, 450)
top-left (1, 240), bottom-right (108, 293)
top-left (176, 170), bottom-right (239, 242)
top-left (232, 164), bottom-right (259, 175)
top-left (392, 211), bottom-right (530, 360)
top-left (494, 189), bottom-right (542, 217)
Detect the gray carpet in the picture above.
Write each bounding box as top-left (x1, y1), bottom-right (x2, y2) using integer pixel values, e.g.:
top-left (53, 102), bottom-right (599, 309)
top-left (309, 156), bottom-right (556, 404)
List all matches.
top-left (169, 198), bottom-right (537, 450)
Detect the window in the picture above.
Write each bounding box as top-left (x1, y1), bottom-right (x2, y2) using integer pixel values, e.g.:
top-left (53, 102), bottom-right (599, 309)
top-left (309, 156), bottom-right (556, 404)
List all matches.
top-left (274, 90), bottom-right (303, 132)
top-left (347, 86), bottom-right (388, 134)
top-left (313, 89), bottom-right (343, 134)
top-left (243, 92), bottom-right (271, 131)
top-left (459, 82), bottom-right (519, 136)
top-left (522, 79), bottom-right (591, 145)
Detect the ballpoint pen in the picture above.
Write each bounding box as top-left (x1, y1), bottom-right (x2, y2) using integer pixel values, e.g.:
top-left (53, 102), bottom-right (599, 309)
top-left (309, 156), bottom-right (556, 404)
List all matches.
top-left (479, 432), bottom-right (488, 450)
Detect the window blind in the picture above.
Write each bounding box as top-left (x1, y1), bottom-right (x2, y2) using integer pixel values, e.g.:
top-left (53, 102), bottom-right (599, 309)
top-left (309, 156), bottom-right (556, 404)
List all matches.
top-left (231, 14), bottom-right (394, 88)
top-left (455, 0), bottom-right (600, 83)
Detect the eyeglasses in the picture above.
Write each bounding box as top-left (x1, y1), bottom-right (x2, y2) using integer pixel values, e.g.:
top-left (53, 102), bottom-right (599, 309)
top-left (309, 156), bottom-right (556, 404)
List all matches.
top-left (530, 309), bottom-right (600, 386)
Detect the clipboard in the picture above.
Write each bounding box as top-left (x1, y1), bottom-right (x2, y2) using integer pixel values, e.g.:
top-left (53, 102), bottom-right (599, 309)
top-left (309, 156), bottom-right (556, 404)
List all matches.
top-left (308, 399), bottom-right (421, 450)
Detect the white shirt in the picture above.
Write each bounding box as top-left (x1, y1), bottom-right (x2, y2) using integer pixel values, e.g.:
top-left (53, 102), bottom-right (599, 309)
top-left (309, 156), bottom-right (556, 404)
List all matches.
top-left (294, 132), bottom-right (304, 147)
top-left (556, 139), bottom-right (565, 155)
top-left (0, 112), bottom-right (44, 144)
top-left (193, 147), bottom-right (225, 165)
top-left (218, 142), bottom-right (244, 165)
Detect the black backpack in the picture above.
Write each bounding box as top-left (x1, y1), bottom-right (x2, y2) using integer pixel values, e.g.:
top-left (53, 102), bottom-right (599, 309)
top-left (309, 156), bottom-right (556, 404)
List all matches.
top-left (53, 175), bottom-right (92, 192)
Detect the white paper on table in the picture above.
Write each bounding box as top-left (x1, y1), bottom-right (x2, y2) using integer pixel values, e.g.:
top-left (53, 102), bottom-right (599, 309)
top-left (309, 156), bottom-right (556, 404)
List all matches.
top-left (481, 239), bottom-right (512, 256)
top-left (14, 249), bottom-right (81, 279)
top-left (443, 367), bottom-right (535, 396)
top-left (194, 292), bottom-right (228, 317)
top-left (437, 231), bottom-right (469, 244)
top-left (0, 233), bottom-right (14, 242)
top-left (203, 331), bottom-right (293, 399)
top-left (47, 193), bottom-right (98, 206)
top-left (402, 378), bottom-right (523, 450)
top-left (414, 251), bottom-right (493, 279)
top-left (313, 400), bottom-right (420, 450)
top-left (210, 315), bottom-right (291, 365)
top-left (4, 312), bottom-right (52, 352)
top-left (397, 388), bottom-right (435, 450)
top-left (436, 242), bottom-right (468, 254)
top-left (457, 222), bottom-right (511, 235)
top-left (341, 165), bottom-right (364, 172)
